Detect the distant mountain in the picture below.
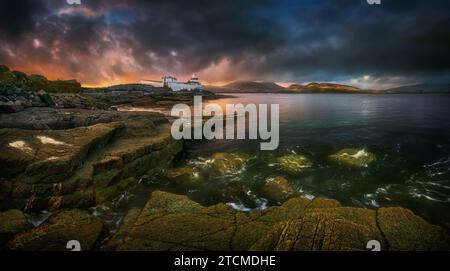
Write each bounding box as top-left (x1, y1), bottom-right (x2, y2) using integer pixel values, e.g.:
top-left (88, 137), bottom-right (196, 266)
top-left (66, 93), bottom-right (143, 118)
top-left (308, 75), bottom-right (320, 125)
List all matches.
top-left (288, 83), bottom-right (361, 93)
top-left (207, 81), bottom-right (287, 93)
top-left (383, 84), bottom-right (450, 93)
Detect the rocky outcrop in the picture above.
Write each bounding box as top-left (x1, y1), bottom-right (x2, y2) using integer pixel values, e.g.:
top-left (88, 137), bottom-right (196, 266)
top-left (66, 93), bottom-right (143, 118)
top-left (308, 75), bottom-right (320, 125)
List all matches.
top-left (7, 209), bottom-right (104, 251)
top-left (0, 209), bottom-right (31, 246)
top-left (105, 191), bottom-right (448, 251)
top-left (0, 86), bottom-right (55, 113)
top-left (0, 111), bottom-right (183, 211)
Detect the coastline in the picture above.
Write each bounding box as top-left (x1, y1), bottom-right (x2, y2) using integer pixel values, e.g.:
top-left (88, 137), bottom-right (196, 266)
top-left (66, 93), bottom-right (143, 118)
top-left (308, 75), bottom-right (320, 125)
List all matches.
top-left (0, 89), bottom-right (449, 250)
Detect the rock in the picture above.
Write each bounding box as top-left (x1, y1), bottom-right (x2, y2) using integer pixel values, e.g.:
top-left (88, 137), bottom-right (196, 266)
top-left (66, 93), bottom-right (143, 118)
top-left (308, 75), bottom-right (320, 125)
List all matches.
top-left (329, 148), bottom-right (376, 167)
top-left (7, 209), bottom-right (105, 251)
top-left (0, 107), bottom-right (168, 130)
top-left (250, 207), bottom-right (384, 251)
top-left (0, 114), bottom-right (183, 211)
top-left (0, 101), bottom-right (24, 113)
top-left (377, 207), bottom-right (448, 250)
top-left (163, 166), bottom-right (198, 185)
top-left (0, 122), bottom-right (123, 179)
top-left (210, 152), bottom-right (251, 174)
top-left (259, 176), bottom-right (295, 202)
top-left (15, 96), bottom-right (32, 108)
top-left (37, 90), bottom-right (55, 106)
top-left (105, 190), bottom-right (448, 251)
top-left (276, 154), bottom-right (312, 173)
top-left (0, 209), bottom-right (31, 246)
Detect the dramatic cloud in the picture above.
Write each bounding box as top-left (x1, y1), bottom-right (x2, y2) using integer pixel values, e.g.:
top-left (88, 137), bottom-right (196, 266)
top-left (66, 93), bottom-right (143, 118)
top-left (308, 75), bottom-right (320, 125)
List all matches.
top-left (0, 0), bottom-right (449, 88)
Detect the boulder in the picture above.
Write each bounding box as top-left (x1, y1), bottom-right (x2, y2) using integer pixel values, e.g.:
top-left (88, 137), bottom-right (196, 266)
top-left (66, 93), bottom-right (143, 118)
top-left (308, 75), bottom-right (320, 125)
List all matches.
top-left (276, 154), bottom-right (312, 173)
top-left (7, 209), bottom-right (105, 251)
top-left (259, 176), bottom-right (295, 202)
top-left (328, 148), bottom-right (376, 167)
top-left (210, 152), bottom-right (251, 174)
top-left (37, 90), bottom-right (55, 106)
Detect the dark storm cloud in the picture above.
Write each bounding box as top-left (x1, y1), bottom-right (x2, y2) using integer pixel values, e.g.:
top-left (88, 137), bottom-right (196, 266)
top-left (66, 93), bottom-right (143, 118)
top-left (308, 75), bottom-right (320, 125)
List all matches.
top-left (262, 0), bottom-right (450, 80)
top-left (0, 0), bottom-right (48, 40)
top-left (0, 0), bottom-right (449, 87)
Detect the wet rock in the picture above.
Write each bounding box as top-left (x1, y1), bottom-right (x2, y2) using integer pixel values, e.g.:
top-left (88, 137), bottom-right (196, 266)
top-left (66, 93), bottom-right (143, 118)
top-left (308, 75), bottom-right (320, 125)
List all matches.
top-left (329, 148), bottom-right (376, 167)
top-left (210, 152), bottom-right (251, 174)
top-left (0, 209), bottom-right (31, 246)
top-left (163, 166), bottom-right (198, 185)
top-left (7, 209), bottom-right (104, 251)
top-left (259, 176), bottom-right (295, 202)
top-left (276, 154), bottom-right (312, 173)
top-left (106, 190), bottom-right (448, 251)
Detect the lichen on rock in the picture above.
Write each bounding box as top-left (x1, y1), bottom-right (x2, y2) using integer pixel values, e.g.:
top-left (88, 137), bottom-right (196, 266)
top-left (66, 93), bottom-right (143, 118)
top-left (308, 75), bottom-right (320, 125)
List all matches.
top-left (328, 148), bottom-right (376, 167)
top-left (7, 209), bottom-right (104, 251)
top-left (104, 190), bottom-right (448, 251)
top-left (259, 176), bottom-right (295, 202)
top-left (276, 154), bottom-right (312, 173)
top-left (209, 152), bottom-right (251, 174)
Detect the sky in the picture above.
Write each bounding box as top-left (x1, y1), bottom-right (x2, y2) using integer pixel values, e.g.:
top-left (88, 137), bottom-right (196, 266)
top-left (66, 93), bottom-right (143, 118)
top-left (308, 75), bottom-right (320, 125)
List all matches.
top-left (0, 0), bottom-right (449, 89)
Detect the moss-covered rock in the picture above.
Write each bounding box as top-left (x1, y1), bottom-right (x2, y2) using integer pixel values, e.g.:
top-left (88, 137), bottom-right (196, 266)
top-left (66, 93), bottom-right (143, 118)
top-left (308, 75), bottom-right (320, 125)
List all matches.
top-left (0, 209), bottom-right (31, 246)
top-left (259, 176), bottom-right (294, 202)
top-left (105, 190), bottom-right (448, 251)
top-left (163, 166), bottom-right (198, 185)
top-left (210, 152), bottom-right (251, 174)
top-left (7, 209), bottom-right (104, 251)
top-left (328, 148), bottom-right (376, 167)
top-left (377, 207), bottom-right (448, 251)
top-left (276, 154), bottom-right (312, 173)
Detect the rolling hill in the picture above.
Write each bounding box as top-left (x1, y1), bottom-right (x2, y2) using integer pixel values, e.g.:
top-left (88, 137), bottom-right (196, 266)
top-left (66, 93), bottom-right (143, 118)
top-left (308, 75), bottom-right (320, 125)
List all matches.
top-left (384, 84), bottom-right (450, 93)
top-left (207, 81), bottom-right (288, 93)
top-left (287, 83), bottom-right (361, 93)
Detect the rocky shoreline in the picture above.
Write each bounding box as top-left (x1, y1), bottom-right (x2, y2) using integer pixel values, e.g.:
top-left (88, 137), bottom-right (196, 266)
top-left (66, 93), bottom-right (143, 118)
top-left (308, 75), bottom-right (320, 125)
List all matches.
top-left (1, 190), bottom-right (448, 251)
top-left (0, 67), bottom-right (449, 250)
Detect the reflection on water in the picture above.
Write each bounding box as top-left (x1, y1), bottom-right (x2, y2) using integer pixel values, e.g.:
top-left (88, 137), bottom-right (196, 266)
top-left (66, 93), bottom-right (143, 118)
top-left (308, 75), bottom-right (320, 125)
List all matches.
top-left (117, 94), bottom-right (450, 228)
top-left (182, 94), bottom-right (450, 227)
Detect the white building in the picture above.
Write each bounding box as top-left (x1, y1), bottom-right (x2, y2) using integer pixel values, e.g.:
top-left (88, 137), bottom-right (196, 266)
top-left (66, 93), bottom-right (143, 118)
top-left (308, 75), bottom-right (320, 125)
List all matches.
top-left (141, 74), bottom-right (204, 91)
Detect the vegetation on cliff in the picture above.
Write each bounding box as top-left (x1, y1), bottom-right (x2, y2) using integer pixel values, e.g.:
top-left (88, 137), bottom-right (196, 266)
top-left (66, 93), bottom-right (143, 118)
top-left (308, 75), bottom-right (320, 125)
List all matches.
top-left (0, 65), bottom-right (82, 93)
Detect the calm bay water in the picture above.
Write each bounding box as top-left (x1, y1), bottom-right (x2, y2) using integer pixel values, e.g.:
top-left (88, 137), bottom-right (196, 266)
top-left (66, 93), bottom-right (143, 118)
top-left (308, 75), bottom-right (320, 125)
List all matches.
top-left (174, 94), bottom-right (450, 227)
top-left (109, 94), bottom-right (450, 230)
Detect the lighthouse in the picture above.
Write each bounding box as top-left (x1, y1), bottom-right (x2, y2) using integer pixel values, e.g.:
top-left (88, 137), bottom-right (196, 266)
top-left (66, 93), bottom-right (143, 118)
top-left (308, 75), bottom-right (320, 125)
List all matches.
top-left (141, 73), bottom-right (204, 91)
